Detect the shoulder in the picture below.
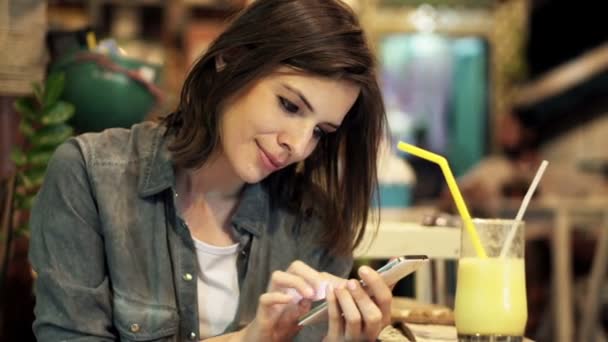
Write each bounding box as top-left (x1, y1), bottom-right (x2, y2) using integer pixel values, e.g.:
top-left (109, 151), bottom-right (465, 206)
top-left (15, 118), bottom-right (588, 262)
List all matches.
top-left (72, 121), bottom-right (163, 167)
top-left (48, 121), bottom-right (170, 199)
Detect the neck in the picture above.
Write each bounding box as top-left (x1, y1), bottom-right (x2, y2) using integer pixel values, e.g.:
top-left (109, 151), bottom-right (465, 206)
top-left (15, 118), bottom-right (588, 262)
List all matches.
top-left (176, 153), bottom-right (244, 202)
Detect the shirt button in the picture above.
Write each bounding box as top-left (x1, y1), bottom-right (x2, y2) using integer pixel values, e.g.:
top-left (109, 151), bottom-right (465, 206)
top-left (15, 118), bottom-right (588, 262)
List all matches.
top-left (130, 323), bottom-right (140, 333)
top-left (188, 332), bottom-right (197, 340)
top-left (183, 273), bottom-right (193, 281)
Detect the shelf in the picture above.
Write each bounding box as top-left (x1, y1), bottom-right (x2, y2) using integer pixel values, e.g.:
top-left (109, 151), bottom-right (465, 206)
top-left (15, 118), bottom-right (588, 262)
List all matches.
top-left (89, 0), bottom-right (164, 6)
top-left (184, 0), bottom-right (245, 9)
top-left (512, 43), bottom-right (608, 144)
top-left (86, 0), bottom-right (244, 10)
top-left (513, 43), bottom-right (608, 108)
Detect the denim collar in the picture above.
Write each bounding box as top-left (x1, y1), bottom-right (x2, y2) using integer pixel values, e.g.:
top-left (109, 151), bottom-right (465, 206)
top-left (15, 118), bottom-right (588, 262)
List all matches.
top-left (136, 124), bottom-right (174, 198)
top-left (136, 123), bottom-right (266, 236)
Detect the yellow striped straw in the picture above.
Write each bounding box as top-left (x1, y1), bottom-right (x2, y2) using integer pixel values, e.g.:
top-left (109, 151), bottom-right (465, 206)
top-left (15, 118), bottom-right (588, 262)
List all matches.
top-left (397, 142), bottom-right (487, 258)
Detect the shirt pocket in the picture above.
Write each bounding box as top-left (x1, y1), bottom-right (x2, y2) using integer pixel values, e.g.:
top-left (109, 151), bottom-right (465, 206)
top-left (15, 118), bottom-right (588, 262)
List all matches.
top-left (113, 295), bottom-right (179, 341)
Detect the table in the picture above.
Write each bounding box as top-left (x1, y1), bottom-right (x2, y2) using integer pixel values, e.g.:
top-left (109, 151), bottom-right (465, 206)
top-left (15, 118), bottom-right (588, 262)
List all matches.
top-left (355, 221), bottom-right (461, 304)
top-left (357, 199), bottom-right (608, 342)
top-left (538, 196), bottom-right (608, 342)
top-left (503, 196), bottom-right (608, 342)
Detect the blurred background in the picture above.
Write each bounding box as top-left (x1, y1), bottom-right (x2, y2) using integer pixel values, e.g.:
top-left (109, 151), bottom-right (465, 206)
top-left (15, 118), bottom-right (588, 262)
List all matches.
top-left (1, 0), bottom-right (608, 341)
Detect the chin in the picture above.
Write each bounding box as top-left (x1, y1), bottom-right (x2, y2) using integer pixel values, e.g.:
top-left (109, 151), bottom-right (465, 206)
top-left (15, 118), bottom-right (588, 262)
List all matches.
top-left (240, 175), bottom-right (263, 184)
top-left (236, 166), bottom-right (269, 184)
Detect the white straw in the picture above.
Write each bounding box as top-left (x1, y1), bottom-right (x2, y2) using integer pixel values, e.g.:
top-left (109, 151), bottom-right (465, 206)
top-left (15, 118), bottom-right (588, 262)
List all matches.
top-left (499, 160), bottom-right (549, 258)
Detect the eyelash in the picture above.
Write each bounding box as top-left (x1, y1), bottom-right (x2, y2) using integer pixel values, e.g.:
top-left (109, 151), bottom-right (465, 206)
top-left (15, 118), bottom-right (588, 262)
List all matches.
top-left (313, 127), bottom-right (327, 139)
top-left (278, 96), bottom-right (328, 139)
top-left (279, 96), bottom-right (299, 113)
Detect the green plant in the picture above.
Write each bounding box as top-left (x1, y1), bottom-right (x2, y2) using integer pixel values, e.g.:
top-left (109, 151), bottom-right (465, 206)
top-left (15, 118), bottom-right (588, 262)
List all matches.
top-left (0, 72), bottom-right (74, 320)
top-left (9, 72), bottom-right (75, 236)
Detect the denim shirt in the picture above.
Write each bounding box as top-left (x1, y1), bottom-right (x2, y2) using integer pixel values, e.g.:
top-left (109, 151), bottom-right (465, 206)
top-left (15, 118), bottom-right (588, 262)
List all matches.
top-left (29, 121), bottom-right (353, 341)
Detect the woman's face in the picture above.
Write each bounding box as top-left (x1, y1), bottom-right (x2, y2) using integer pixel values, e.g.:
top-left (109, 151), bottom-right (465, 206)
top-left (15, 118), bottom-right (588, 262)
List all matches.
top-left (218, 66), bottom-right (360, 184)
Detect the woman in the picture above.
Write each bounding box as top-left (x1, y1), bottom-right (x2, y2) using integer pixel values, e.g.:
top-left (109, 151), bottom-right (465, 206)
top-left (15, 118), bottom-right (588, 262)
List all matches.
top-left (30, 0), bottom-right (391, 340)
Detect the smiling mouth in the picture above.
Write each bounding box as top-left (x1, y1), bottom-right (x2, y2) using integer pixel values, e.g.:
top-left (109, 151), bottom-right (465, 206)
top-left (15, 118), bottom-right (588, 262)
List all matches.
top-left (256, 142), bottom-right (282, 171)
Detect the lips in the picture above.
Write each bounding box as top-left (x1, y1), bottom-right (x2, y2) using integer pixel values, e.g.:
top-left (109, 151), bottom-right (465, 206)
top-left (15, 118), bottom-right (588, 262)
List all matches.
top-left (256, 142), bottom-right (284, 171)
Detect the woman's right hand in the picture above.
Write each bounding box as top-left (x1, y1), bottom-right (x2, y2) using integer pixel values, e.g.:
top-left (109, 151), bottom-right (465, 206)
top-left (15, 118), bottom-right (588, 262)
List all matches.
top-left (241, 261), bottom-right (343, 341)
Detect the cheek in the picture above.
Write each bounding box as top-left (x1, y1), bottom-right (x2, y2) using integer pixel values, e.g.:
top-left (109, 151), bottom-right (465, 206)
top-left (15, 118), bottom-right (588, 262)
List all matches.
top-left (223, 112), bottom-right (251, 142)
top-left (294, 141), bottom-right (319, 163)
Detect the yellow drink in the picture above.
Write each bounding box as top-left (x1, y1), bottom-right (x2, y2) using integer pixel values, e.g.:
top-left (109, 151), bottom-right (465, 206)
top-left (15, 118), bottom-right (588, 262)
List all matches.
top-left (455, 257), bottom-right (527, 336)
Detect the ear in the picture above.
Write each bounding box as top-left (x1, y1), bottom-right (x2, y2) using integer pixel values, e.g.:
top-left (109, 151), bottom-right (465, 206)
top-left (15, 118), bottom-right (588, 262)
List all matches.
top-left (215, 55), bottom-right (226, 72)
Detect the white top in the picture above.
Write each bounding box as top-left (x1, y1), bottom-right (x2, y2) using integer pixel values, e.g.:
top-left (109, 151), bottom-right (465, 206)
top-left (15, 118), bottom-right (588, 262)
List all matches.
top-left (193, 237), bottom-right (240, 338)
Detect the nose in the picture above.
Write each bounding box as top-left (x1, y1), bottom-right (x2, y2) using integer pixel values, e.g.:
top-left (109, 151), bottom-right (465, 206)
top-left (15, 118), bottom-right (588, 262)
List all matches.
top-left (278, 125), bottom-right (315, 161)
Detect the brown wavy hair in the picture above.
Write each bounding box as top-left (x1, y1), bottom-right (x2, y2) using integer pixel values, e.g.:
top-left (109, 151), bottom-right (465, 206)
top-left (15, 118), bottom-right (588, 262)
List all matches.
top-left (162, 0), bottom-right (387, 256)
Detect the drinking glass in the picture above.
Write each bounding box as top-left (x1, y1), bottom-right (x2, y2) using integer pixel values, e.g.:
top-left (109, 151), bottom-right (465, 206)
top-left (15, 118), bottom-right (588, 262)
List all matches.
top-left (454, 218), bottom-right (527, 342)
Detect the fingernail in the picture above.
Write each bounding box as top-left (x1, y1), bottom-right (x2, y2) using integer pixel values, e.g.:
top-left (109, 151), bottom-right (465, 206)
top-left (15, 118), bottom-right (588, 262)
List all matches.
top-left (286, 288), bottom-right (302, 302)
top-left (347, 279), bottom-right (357, 290)
top-left (359, 266), bottom-right (371, 275)
top-left (306, 287), bottom-right (315, 297)
top-left (314, 281), bottom-right (328, 300)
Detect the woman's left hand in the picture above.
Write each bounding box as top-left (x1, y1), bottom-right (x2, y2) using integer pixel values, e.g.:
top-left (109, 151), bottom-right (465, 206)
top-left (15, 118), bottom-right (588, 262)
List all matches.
top-left (323, 265), bottom-right (392, 341)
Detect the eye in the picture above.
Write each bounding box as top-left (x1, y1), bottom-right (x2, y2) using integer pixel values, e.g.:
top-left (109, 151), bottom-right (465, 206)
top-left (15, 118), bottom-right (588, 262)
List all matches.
top-left (278, 96), bottom-right (299, 113)
top-left (313, 126), bottom-right (328, 139)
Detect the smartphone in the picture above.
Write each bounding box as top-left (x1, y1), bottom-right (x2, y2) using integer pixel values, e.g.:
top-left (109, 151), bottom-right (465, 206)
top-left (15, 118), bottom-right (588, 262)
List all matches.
top-left (297, 255), bottom-right (429, 326)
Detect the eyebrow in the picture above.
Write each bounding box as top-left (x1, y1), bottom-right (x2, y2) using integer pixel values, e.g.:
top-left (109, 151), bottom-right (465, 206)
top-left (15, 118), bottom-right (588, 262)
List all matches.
top-left (281, 83), bottom-right (315, 113)
top-left (324, 122), bottom-right (339, 130)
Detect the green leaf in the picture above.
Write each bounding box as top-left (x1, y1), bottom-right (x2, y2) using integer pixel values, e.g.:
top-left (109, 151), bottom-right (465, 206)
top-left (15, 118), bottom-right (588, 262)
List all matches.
top-left (10, 148), bottom-right (27, 167)
top-left (14, 192), bottom-right (30, 210)
top-left (17, 172), bottom-right (33, 190)
top-left (28, 148), bottom-right (55, 167)
top-left (41, 101), bottom-right (75, 125)
top-left (31, 124), bottom-right (73, 147)
top-left (19, 119), bottom-right (35, 138)
top-left (32, 82), bottom-right (44, 104)
top-left (23, 196), bottom-right (35, 210)
top-left (18, 167), bottom-right (45, 192)
top-left (14, 97), bottom-right (37, 119)
top-left (15, 226), bottom-right (30, 238)
top-left (43, 73), bottom-right (66, 108)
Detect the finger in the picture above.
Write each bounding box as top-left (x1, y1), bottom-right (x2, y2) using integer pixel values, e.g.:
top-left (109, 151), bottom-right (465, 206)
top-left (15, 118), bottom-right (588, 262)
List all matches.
top-left (387, 258), bottom-right (398, 291)
top-left (280, 301), bottom-right (306, 324)
top-left (320, 271), bottom-right (348, 285)
top-left (257, 292), bottom-right (295, 326)
top-left (286, 260), bottom-right (328, 299)
top-left (358, 266), bottom-right (393, 325)
top-left (268, 270), bottom-right (316, 300)
top-left (275, 302), bottom-right (305, 340)
top-left (335, 282), bottom-right (362, 341)
top-left (259, 292), bottom-right (294, 307)
top-left (298, 298), bottom-right (312, 316)
top-left (325, 284), bottom-right (342, 341)
top-left (314, 272), bottom-right (348, 301)
top-left (346, 279), bottom-right (384, 340)
top-left (275, 299), bottom-right (312, 329)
